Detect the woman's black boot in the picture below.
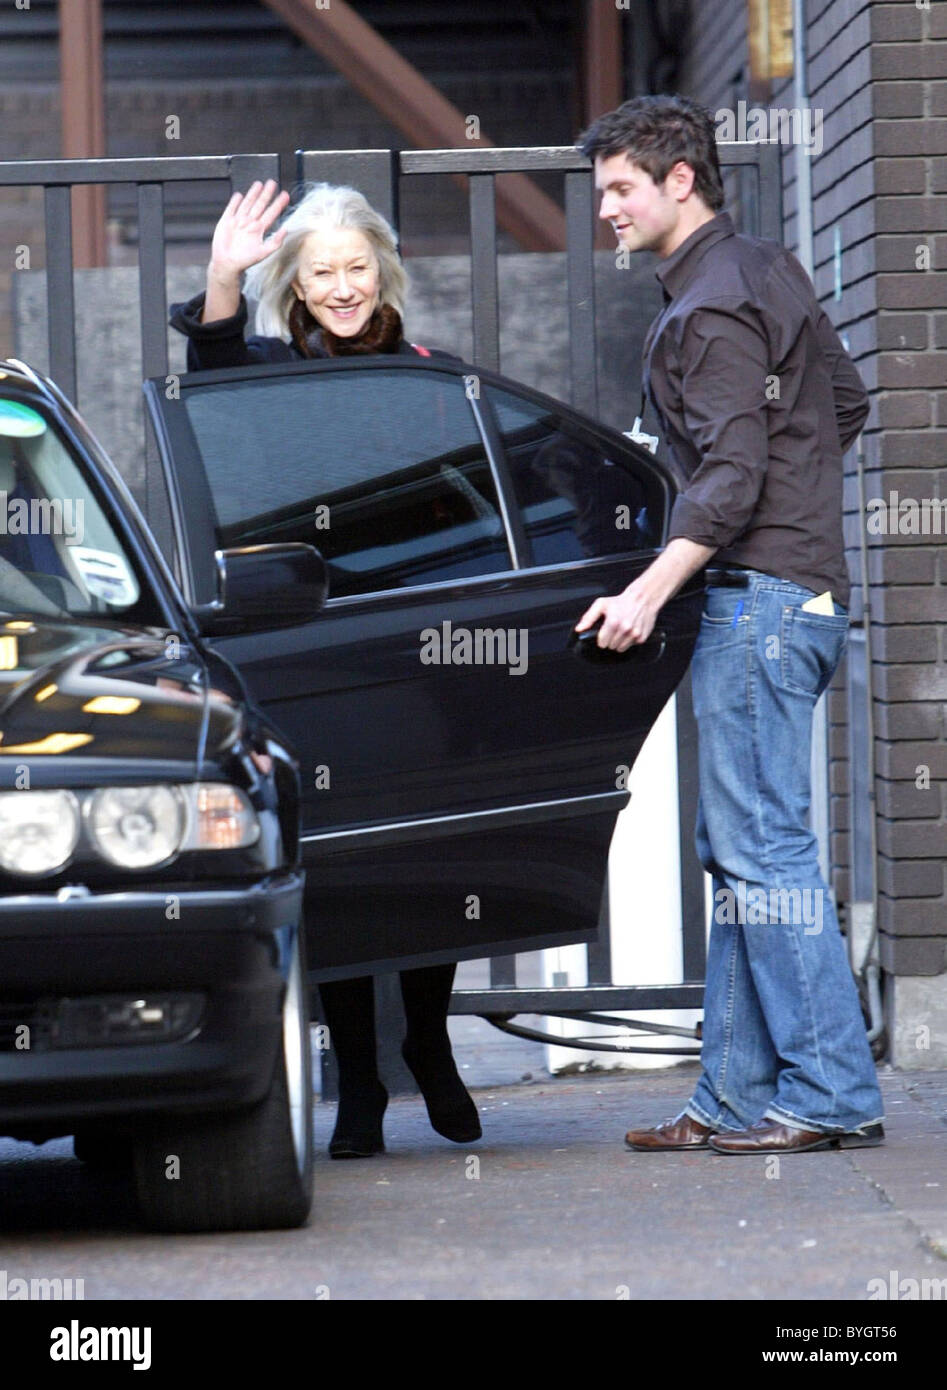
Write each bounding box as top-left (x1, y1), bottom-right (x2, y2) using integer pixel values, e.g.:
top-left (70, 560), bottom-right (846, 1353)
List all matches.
top-left (400, 964), bottom-right (482, 1143)
top-left (318, 976), bottom-right (388, 1158)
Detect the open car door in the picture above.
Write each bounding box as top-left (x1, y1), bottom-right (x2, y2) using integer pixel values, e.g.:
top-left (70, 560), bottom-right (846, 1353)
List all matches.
top-left (145, 356), bottom-right (702, 979)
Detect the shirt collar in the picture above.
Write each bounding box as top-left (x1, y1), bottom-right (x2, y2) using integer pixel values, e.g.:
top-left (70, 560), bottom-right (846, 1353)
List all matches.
top-left (655, 211), bottom-right (735, 300)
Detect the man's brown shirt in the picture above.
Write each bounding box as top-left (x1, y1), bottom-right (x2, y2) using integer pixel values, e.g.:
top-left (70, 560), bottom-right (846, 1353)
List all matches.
top-left (643, 211), bottom-right (869, 607)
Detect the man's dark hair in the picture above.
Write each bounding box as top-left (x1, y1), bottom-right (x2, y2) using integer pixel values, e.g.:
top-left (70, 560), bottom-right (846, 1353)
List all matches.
top-left (578, 94), bottom-right (725, 212)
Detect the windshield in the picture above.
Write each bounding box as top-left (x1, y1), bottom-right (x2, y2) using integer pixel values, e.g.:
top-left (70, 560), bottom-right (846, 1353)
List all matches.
top-left (0, 397), bottom-right (147, 621)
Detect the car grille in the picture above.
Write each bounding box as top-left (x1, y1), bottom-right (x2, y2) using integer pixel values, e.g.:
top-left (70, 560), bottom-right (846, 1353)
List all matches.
top-left (0, 999), bottom-right (58, 1052)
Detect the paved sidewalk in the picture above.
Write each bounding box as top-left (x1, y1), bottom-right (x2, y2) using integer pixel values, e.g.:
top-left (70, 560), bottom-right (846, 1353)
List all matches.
top-left (294, 1061), bottom-right (947, 1301)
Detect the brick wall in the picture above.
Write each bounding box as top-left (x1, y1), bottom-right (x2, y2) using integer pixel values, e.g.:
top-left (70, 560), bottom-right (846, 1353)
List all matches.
top-left (867, 1), bottom-right (947, 987)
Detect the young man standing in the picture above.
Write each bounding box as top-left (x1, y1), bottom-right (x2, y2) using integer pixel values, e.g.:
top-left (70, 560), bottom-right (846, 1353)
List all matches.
top-left (575, 95), bottom-right (884, 1154)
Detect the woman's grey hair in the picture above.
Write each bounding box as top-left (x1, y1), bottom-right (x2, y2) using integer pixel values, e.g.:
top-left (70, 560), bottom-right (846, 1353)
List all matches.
top-left (242, 182), bottom-right (408, 338)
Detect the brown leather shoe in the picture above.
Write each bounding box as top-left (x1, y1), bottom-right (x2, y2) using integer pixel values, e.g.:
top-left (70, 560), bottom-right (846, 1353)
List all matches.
top-left (709, 1120), bottom-right (885, 1154)
top-left (624, 1111), bottom-right (716, 1151)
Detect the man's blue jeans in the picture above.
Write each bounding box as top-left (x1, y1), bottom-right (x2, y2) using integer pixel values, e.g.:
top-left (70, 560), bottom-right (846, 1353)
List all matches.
top-left (684, 570), bottom-right (884, 1135)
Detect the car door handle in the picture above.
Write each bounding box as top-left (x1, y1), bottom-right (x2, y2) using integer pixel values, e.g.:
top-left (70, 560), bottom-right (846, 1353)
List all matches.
top-left (567, 623), bottom-right (667, 665)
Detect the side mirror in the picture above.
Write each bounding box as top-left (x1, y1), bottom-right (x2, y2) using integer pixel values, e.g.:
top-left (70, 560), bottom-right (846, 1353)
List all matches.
top-left (195, 543), bottom-right (328, 636)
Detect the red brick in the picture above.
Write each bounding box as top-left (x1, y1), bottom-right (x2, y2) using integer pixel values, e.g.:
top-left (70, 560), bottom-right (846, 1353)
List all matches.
top-left (875, 119), bottom-right (947, 156)
top-left (877, 820), bottom-right (947, 858)
top-left (872, 626), bottom-right (940, 663)
top-left (867, 546), bottom-right (939, 587)
top-left (830, 829), bottom-right (850, 865)
top-left (876, 740), bottom-right (947, 778)
top-left (871, 4), bottom-right (925, 42)
top-left (876, 312), bottom-right (930, 350)
top-left (879, 931), bottom-right (946, 973)
top-left (877, 196), bottom-right (947, 227)
top-left (873, 701), bottom-right (944, 740)
top-left (873, 664), bottom-right (947, 700)
top-left (876, 391), bottom-right (932, 427)
top-left (874, 587), bottom-right (947, 622)
top-left (877, 272), bottom-right (947, 308)
top-left (872, 42), bottom-right (947, 80)
top-left (879, 429), bottom-right (947, 465)
top-left (873, 82), bottom-right (926, 118)
top-left (873, 783), bottom-right (940, 822)
top-left (877, 854), bottom-right (945, 894)
top-left (877, 351), bottom-right (947, 387)
top-left (874, 158), bottom-right (928, 195)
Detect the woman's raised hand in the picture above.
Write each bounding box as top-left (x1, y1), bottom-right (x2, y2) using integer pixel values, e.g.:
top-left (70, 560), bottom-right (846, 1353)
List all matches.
top-left (210, 180), bottom-right (291, 278)
top-left (202, 180), bottom-right (291, 323)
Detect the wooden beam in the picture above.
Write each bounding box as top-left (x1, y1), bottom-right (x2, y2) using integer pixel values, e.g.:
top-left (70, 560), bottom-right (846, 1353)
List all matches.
top-left (260, 0), bottom-right (566, 252)
top-left (583, 0), bottom-right (624, 250)
top-left (584, 0), bottom-right (623, 123)
top-left (58, 0), bottom-right (108, 267)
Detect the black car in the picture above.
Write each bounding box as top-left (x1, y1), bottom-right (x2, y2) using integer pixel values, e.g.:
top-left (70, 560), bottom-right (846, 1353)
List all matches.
top-left (0, 351), bottom-right (701, 1232)
top-left (0, 361), bottom-right (319, 1232)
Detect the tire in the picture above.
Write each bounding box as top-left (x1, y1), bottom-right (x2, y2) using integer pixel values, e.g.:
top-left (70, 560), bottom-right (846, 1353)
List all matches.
top-left (73, 1128), bottom-right (134, 1172)
top-left (132, 926), bottom-right (314, 1232)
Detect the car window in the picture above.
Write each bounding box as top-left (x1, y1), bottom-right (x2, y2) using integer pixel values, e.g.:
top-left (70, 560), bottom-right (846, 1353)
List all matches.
top-left (0, 398), bottom-right (146, 620)
top-left (181, 368), bottom-right (511, 597)
top-left (486, 387), bottom-right (663, 565)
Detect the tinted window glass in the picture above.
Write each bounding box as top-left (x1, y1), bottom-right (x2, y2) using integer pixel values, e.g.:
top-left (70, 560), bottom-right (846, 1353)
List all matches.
top-left (487, 388), bottom-right (663, 565)
top-left (0, 398), bottom-right (151, 621)
top-left (182, 368), bottom-right (511, 596)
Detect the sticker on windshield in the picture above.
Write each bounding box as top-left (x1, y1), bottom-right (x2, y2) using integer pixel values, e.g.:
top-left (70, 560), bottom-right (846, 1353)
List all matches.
top-left (70, 547), bottom-right (139, 607)
top-left (0, 400), bottom-right (47, 438)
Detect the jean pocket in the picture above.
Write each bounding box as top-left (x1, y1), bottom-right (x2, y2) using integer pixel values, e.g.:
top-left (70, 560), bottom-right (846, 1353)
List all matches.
top-left (700, 586), bottom-right (749, 627)
top-left (779, 604), bottom-right (849, 698)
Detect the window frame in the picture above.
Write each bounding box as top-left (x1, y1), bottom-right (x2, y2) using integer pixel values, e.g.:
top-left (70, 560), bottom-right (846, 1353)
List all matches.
top-left (0, 388), bottom-right (172, 630)
top-left (476, 381), bottom-right (672, 570)
top-left (145, 356), bottom-right (677, 610)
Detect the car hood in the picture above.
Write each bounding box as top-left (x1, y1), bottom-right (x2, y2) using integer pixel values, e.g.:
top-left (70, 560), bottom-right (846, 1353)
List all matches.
top-left (0, 617), bottom-right (243, 783)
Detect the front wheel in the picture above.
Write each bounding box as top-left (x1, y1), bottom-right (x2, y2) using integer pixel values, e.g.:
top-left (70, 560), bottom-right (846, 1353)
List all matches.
top-left (132, 927), bottom-right (314, 1232)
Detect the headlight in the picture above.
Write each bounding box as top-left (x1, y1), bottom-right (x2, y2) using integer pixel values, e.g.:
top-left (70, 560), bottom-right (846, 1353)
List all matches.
top-left (87, 785), bottom-right (187, 868)
top-left (0, 790), bottom-right (80, 876)
top-left (0, 783), bottom-right (260, 876)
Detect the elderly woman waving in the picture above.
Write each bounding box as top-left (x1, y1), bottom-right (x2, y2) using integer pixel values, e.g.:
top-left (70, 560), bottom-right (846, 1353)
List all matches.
top-left (170, 180), bottom-right (481, 1159)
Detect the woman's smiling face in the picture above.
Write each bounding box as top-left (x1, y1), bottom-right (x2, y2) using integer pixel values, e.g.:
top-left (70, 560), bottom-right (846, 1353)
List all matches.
top-left (291, 226), bottom-right (381, 338)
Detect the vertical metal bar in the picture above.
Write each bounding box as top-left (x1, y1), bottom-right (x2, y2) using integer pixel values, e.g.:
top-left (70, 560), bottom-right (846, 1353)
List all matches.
top-left (676, 675), bottom-right (707, 981)
top-left (757, 141), bottom-right (784, 244)
top-left (489, 955), bottom-right (517, 988)
top-left (469, 173), bottom-right (499, 373)
top-left (296, 149), bottom-right (398, 229)
top-left (44, 185), bottom-right (78, 403)
top-left (136, 183), bottom-right (168, 380)
top-left (136, 183), bottom-right (169, 529)
top-left (586, 878), bottom-right (612, 984)
top-left (565, 170), bottom-right (598, 416)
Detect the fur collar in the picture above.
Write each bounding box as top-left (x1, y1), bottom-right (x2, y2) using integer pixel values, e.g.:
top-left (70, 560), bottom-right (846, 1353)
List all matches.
top-left (288, 300), bottom-right (404, 357)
